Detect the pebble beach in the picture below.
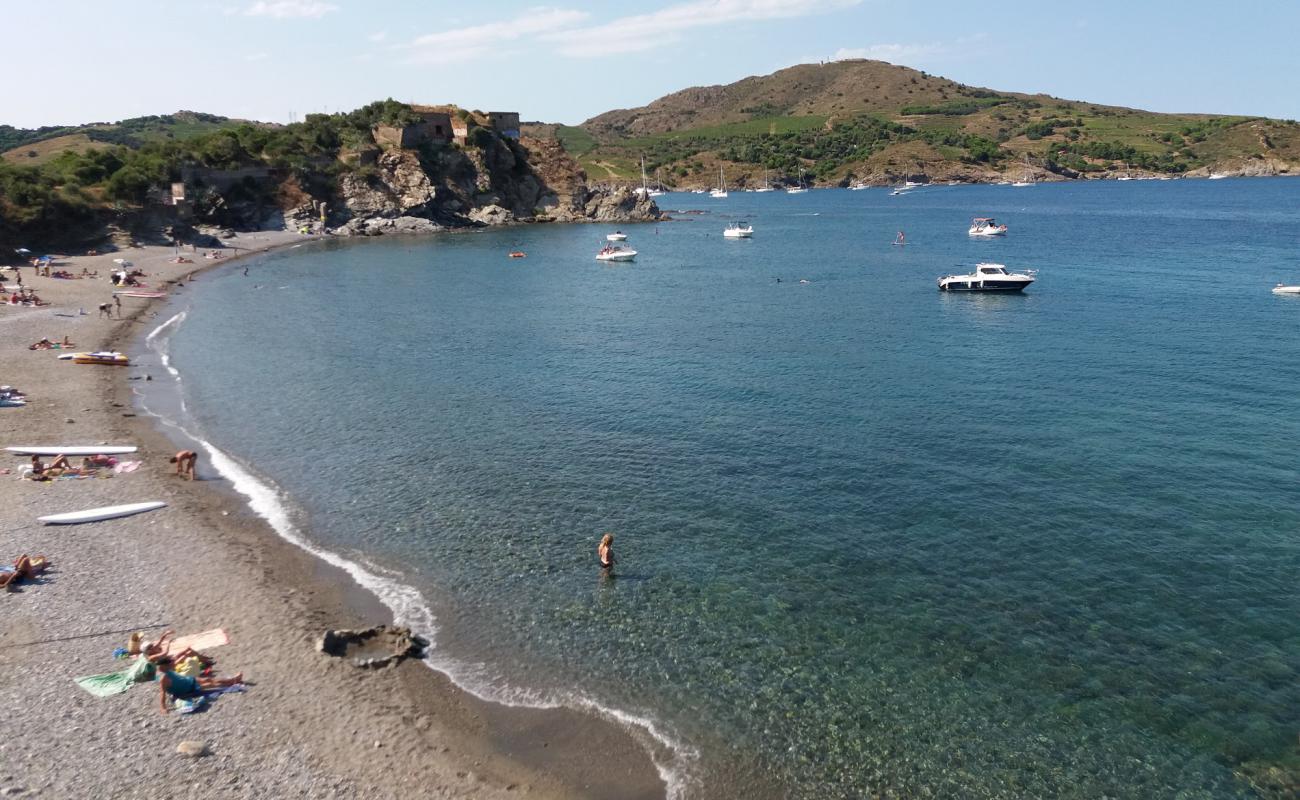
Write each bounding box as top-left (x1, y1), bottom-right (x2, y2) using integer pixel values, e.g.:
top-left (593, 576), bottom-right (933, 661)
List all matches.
top-left (0, 233), bottom-right (664, 800)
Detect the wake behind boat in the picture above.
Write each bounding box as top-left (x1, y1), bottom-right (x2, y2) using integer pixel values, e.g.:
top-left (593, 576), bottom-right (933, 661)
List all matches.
top-left (938, 263), bottom-right (1035, 292)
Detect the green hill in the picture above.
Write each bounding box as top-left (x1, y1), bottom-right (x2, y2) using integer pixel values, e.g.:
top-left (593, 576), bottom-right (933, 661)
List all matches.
top-left (556, 60), bottom-right (1300, 188)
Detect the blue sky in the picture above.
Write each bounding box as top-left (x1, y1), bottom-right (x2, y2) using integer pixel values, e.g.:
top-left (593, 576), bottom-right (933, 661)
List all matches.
top-left (7, 1), bottom-right (1298, 128)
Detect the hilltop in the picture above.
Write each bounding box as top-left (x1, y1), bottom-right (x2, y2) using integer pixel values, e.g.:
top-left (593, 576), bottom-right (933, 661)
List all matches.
top-left (539, 60), bottom-right (1300, 188)
top-left (0, 101), bottom-right (656, 250)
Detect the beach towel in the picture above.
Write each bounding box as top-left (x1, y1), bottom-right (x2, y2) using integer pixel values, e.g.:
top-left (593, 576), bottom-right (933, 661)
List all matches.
top-left (74, 657), bottom-right (154, 697)
top-left (167, 628), bottom-right (229, 655)
top-left (113, 460), bottom-right (142, 474)
top-left (173, 683), bottom-right (245, 714)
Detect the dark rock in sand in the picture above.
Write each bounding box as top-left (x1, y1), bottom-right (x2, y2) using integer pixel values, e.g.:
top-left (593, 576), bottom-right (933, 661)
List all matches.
top-left (317, 624), bottom-right (427, 669)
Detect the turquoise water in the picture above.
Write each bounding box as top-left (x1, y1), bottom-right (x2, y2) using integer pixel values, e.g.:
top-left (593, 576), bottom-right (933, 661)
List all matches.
top-left (158, 180), bottom-right (1298, 798)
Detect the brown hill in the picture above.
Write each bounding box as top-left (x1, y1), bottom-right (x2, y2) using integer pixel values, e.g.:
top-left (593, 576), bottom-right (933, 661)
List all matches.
top-left (583, 59), bottom-right (1028, 137)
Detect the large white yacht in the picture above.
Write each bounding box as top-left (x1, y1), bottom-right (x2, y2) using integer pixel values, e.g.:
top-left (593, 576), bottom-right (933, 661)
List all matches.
top-left (938, 263), bottom-right (1035, 292)
top-left (968, 217), bottom-right (1008, 236)
top-left (723, 222), bottom-right (754, 238)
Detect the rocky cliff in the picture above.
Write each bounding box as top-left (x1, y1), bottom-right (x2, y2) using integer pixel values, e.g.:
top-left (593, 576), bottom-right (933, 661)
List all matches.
top-left (292, 132), bottom-right (660, 237)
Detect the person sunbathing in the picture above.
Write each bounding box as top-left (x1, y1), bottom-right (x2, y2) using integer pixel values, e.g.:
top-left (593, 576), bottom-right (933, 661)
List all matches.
top-left (128, 629), bottom-right (213, 667)
top-left (29, 338), bottom-right (53, 350)
top-left (1, 555), bottom-right (49, 590)
top-left (29, 454), bottom-right (94, 480)
top-left (156, 656), bottom-right (242, 714)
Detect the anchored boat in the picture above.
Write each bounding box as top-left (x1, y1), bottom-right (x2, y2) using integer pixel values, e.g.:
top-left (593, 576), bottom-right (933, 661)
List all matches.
top-left (938, 263), bottom-right (1035, 293)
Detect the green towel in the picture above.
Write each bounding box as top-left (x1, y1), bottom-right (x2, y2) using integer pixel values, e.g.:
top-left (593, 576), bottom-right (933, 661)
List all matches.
top-left (74, 657), bottom-right (154, 697)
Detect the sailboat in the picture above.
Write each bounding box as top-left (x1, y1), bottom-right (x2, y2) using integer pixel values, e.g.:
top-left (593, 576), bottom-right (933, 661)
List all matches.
top-left (711, 166), bottom-right (728, 198)
top-left (635, 155), bottom-right (652, 196)
top-left (786, 168), bottom-right (809, 194)
top-left (648, 168), bottom-right (666, 197)
top-left (753, 169), bottom-right (775, 193)
top-left (1011, 155), bottom-right (1035, 187)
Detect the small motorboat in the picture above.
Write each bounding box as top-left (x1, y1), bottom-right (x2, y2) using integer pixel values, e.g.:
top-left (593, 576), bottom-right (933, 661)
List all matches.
top-left (72, 351), bottom-right (130, 366)
top-left (1272, 284), bottom-right (1300, 295)
top-left (606, 232), bottom-right (628, 242)
top-left (508, 251), bottom-right (527, 259)
top-left (595, 245), bottom-right (637, 262)
top-left (938, 263), bottom-right (1035, 293)
top-left (968, 217), bottom-right (1008, 236)
top-left (723, 222), bottom-right (754, 238)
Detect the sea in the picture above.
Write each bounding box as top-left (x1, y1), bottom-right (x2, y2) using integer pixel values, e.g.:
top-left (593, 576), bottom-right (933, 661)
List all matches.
top-left (140, 178), bottom-right (1300, 799)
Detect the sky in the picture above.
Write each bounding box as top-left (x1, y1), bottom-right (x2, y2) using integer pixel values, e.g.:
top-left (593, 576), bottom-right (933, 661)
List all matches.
top-left (5, 0), bottom-right (1298, 128)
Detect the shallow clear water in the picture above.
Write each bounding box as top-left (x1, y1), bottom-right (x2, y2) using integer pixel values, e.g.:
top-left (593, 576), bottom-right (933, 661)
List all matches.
top-left (161, 179), bottom-right (1299, 798)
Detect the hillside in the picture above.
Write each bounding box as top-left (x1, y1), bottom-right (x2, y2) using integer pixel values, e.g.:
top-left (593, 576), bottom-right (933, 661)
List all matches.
top-left (0, 101), bottom-right (657, 250)
top-left (556, 60), bottom-right (1300, 188)
top-left (0, 112), bottom-right (246, 163)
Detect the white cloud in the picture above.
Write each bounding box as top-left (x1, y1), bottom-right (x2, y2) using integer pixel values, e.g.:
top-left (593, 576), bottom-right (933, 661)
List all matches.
top-left (243, 1), bottom-right (338, 18)
top-left (367, 31), bottom-right (387, 42)
top-left (405, 7), bottom-right (590, 64)
top-left (549, 0), bottom-right (861, 58)
top-left (245, 51), bottom-right (271, 61)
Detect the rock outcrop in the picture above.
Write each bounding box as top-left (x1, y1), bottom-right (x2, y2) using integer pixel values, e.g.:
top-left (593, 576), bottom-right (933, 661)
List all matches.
top-left (318, 132), bottom-right (661, 235)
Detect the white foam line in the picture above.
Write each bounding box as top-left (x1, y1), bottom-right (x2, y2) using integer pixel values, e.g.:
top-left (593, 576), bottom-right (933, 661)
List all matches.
top-left (138, 311), bottom-right (698, 798)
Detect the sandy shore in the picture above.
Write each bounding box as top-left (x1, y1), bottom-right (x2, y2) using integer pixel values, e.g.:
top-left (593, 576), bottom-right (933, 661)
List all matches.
top-left (0, 233), bottom-right (666, 798)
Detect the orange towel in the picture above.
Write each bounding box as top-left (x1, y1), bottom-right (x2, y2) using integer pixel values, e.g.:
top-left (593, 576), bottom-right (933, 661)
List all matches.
top-left (166, 628), bottom-right (229, 654)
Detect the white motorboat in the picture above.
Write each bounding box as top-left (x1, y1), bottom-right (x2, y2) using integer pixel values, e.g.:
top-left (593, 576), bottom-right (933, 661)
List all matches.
top-left (711, 166), bottom-right (729, 198)
top-left (938, 263), bottom-right (1035, 292)
top-left (849, 182), bottom-right (869, 190)
top-left (968, 217), bottom-right (1008, 236)
top-left (595, 245), bottom-right (637, 262)
top-left (890, 186), bottom-right (913, 196)
top-left (606, 231), bottom-right (628, 242)
top-left (1272, 283), bottom-right (1300, 295)
top-left (723, 222), bottom-right (754, 238)
top-left (1208, 173), bottom-right (1229, 180)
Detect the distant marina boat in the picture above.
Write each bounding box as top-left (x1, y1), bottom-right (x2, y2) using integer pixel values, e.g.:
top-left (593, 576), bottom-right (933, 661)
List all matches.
top-left (711, 166), bottom-right (729, 198)
top-left (849, 181), bottom-right (870, 190)
top-left (1272, 283), bottom-right (1300, 295)
top-left (753, 170), bottom-right (775, 192)
top-left (606, 231), bottom-right (628, 241)
top-left (649, 167), bottom-right (667, 197)
top-left (723, 222), bottom-right (754, 238)
top-left (1208, 172), bottom-right (1229, 180)
top-left (786, 169), bottom-right (809, 194)
top-left (938, 263), bottom-right (1035, 292)
top-left (968, 217), bottom-right (1009, 236)
top-left (595, 245), bottom-right (637, 262)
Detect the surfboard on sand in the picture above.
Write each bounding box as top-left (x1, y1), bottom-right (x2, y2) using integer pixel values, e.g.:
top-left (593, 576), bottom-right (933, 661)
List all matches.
top-left (38, 501), bottom-right (166, 525)
top-left (8, 445), bottom-right (139, 456)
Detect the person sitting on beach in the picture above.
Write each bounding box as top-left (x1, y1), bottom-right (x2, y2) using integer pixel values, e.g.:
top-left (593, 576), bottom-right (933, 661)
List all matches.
top-left (170, 450), bottom-right (198, 480)
top-left (597, 533), bottom-right (616, 572)
top-left (155, 655), bottom-right (242, 714)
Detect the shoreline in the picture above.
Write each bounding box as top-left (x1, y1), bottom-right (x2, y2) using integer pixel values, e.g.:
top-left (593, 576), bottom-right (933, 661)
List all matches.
top-left (0, 232), bottom-right (668, 798)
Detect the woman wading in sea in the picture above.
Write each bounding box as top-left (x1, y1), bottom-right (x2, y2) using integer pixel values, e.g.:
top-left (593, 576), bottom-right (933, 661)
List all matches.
top-left (597, 533), bottom-right (616, 574)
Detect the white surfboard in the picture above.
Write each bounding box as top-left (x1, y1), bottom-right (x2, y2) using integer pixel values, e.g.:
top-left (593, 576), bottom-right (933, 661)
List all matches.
top-left (38, 501), bottom-right (166, 525)
top-left (8, 445), bottom-right (139, 456)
